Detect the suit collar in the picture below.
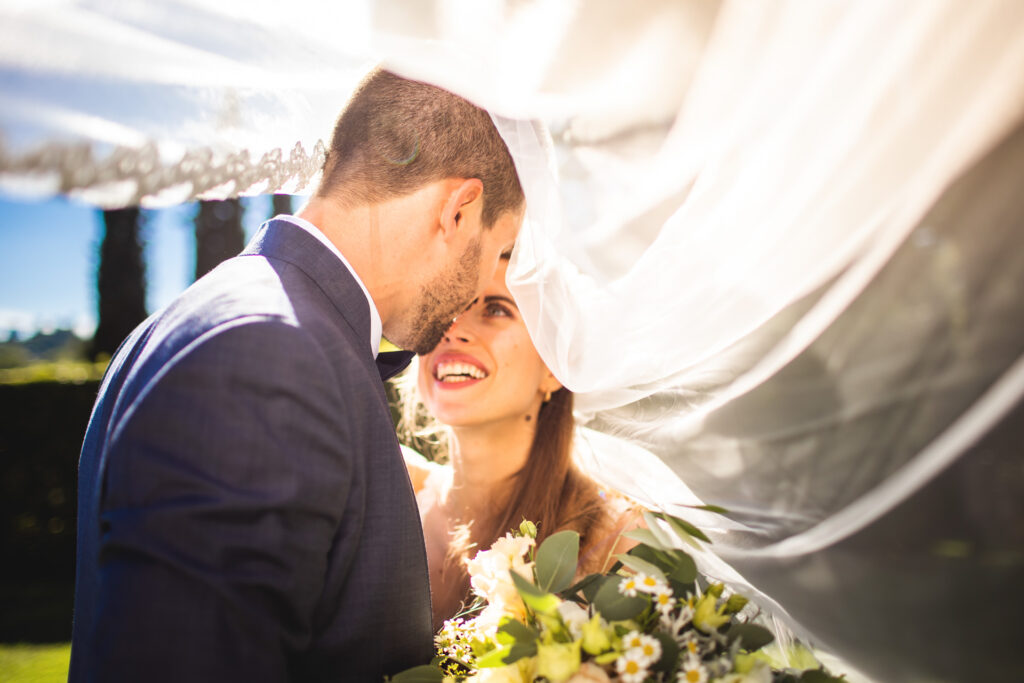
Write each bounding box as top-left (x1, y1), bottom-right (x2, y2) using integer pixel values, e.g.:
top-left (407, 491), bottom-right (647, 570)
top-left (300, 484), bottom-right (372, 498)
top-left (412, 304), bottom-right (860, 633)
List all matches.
top-left (278, 214), bottom-right (383, 357)
top-left (243, 218), bottom-right (376, 355)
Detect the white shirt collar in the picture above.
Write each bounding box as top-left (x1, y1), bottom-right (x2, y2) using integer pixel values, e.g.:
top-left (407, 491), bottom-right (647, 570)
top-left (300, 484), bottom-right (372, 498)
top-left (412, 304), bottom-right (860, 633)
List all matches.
top-left (278, 214), bottom-right (383, 359)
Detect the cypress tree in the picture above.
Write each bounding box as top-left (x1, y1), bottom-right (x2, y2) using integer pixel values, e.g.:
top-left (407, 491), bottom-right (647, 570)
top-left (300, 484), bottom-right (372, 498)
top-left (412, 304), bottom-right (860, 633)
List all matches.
top-left (194, 199), bottom-right (244, 280)
top-left (90, 208), bottom-right (147, 360)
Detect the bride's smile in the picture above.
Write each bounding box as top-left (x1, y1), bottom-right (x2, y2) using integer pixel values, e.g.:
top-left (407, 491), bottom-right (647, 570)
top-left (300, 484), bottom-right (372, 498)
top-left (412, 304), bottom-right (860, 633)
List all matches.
top-left (430, 352), bottom-right (489, 385)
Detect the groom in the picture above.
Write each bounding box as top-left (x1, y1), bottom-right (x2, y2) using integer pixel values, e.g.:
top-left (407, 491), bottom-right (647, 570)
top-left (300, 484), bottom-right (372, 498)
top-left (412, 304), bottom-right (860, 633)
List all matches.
top-left (69, 69), bottom-right (523, 681)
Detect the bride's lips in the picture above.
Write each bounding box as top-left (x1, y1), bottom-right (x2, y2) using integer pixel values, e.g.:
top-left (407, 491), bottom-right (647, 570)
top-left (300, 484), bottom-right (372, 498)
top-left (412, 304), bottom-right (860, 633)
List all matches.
top-left (429, 351), bottom-right (489, 390)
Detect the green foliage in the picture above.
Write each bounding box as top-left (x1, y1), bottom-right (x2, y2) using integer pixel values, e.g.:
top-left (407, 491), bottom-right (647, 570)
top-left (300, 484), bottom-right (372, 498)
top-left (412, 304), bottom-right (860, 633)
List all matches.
top-left (657, 511), bottom-right (712, 544)
top-left (511, 572), bottom-right (560, 615)
top-left (629, 543), bottom-right (697, 584)
top-left (535, 530), bottom-right (579, 593)
top-left (726, 623), bottom-right (775, 651)
top-left (621, 527), bottom-right (670, 551)
top-left (616, 553), bottom-right (667, 582)
top-left (400, 510), bottom-right (843, 682)
top-left (590, 576), bottom-right (646, 621)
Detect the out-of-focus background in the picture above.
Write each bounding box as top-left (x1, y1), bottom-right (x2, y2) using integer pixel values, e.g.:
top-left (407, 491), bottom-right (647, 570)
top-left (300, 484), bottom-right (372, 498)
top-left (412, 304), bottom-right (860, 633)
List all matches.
top-left (0, 192), bottom-right (298, 680)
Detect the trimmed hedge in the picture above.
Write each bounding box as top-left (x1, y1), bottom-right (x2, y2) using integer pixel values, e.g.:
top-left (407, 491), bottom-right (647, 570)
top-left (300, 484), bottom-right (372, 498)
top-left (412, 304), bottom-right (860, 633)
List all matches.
top-left (0, 373), bottom-right (413, 642)
top-left (0, 379), bottom-right (97, 642)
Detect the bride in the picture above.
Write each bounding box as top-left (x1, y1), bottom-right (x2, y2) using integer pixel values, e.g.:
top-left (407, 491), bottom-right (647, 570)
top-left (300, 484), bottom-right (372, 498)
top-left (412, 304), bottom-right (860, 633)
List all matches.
top-left (403, 253), bottom-right (640, 628)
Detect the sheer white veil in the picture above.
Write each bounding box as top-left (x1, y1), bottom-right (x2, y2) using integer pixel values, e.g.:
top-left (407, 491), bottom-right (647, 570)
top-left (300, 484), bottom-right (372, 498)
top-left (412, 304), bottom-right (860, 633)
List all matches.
top-left (2, 2), bottom-right (1023, 680)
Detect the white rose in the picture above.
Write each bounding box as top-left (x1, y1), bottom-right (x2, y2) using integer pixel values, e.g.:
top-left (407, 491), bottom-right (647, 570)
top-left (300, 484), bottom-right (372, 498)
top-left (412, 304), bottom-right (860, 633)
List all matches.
top-left (557, 601), bottom-right (589, 638)
top-left (566, 662), bottom-right (611, 683)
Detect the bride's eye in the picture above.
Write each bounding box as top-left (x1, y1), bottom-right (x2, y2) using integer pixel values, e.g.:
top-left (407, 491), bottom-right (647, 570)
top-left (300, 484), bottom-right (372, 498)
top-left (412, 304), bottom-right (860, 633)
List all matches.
top-left (484, 302), bottom-right (513, 318)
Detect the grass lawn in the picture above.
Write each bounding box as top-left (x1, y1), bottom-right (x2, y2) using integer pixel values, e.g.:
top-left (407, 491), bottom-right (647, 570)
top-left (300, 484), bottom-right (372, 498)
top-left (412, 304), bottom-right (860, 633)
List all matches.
top-left (0, 644), bottom-right (70, 683)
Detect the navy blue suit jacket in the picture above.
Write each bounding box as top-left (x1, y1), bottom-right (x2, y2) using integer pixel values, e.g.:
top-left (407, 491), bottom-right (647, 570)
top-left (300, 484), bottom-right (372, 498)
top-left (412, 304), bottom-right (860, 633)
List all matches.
top-left (70, 218), bottom-right (433, 680)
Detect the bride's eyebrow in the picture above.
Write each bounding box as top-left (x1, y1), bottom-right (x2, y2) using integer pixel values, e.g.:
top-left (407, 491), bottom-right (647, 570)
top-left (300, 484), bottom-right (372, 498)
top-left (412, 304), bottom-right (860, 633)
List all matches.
top-left (484, 295), bottom-right (518, 309)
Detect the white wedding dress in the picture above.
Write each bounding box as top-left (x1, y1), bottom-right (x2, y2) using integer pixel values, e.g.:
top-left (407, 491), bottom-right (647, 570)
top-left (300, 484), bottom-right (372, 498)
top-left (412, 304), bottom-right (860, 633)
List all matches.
top-left (2, 2), bottom-right (1023, 680)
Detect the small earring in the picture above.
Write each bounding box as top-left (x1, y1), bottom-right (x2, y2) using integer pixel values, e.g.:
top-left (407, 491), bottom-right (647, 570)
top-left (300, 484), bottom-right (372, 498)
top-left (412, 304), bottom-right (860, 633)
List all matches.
top-left (543, 390), bottom-right (552, 403)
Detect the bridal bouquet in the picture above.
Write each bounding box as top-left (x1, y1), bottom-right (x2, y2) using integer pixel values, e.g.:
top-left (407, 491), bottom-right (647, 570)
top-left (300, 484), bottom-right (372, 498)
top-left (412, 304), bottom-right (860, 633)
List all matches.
top-left (392, 512), bottom-right (842, 683)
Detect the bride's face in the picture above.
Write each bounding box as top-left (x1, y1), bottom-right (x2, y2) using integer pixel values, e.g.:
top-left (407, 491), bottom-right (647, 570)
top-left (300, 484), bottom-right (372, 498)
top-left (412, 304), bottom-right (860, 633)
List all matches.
top-left (418, 258), bottom-right (559, 428)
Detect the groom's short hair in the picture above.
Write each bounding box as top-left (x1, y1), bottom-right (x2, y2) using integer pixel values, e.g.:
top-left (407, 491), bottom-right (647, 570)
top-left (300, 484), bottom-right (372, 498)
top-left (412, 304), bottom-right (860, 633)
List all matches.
top-left (317, 68), bottom-right (524, 228)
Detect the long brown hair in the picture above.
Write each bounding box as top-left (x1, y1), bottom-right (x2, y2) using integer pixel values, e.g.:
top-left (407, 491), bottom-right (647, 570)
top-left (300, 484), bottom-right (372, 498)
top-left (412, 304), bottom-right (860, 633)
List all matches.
top-left (464, 388), bottom-right (606, 558)
top-left (398, 375), bottom-right (610, 623)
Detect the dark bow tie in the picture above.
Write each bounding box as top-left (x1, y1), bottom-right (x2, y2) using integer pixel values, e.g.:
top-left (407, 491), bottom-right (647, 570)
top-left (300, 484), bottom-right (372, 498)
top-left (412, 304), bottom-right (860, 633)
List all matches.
top-left (375, 350), bottom-right (415, 381)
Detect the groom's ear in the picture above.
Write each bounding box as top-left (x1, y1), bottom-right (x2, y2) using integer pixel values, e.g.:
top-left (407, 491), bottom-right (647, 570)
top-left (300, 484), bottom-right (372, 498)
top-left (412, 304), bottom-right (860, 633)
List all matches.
top-left (439, 178), bottom-right (484, 242)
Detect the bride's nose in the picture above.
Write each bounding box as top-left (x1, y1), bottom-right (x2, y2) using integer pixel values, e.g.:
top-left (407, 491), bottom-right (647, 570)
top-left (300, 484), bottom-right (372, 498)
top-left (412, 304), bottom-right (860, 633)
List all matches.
top-left (443, 315), bottom-right (472, 343)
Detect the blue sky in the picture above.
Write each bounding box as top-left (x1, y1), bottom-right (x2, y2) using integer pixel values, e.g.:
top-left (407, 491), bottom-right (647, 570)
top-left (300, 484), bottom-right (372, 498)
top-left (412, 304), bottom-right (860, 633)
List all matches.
top-left (0, 192), bottom-right (286, 339)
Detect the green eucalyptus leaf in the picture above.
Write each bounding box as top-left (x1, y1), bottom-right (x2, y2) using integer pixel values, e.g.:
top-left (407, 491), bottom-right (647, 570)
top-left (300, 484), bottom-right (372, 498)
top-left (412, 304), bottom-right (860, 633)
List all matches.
top-left (503, 641), bottom-right (539, 664)
top-left (621, 527), bottom-right (669, 551)
top-left (666, 549), bottom-right (697, 584)
top-left (798, 669), bottom-right (846, 683)
top-left (628, 544), bottom-right (672, 571)
top-left (669, 578), bottom-right (696, 600)
top-left (642, 511), bottom-right (682, 548)
top-left (616, 553), bottom-right (667, 582)
top-left (536, 530), bottom-right (580, 593)
top-left (684, 504), bottom-right (730, 514)
top-left (494, 628), bottom-right (515, 646)
top-left (592, 576), bottom-right (647, 621)
top-left (475, 644), bottom-right (514, 668)
top-left (581, 574), bottom-right (605, 603)
top-left (561, 572), bottom-right (602, 599)
top-left (497, 617), bottom-right (538, 644)
top-left (388, 665), bottom-right (445, 682)
top-left (725, 623), bottom-right (775, 652)
top-left (659, 512), bottom-right (712, 544)
top-left (650, 630), bottom-right (680, 674)
top-left (511, 570), bottom-right (561, 614)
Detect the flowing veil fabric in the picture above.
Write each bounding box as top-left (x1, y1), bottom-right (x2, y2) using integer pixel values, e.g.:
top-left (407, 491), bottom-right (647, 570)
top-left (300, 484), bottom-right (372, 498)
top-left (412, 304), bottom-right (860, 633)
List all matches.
top-left (2, 1), bottom-right (1023, 680)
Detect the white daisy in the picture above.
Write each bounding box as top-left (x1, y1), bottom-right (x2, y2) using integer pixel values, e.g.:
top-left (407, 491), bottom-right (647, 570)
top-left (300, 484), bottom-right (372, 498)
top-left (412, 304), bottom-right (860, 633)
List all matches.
top-left (679, 631), bottom-right (701, 659)
top-left (636, 573), bottom-right (665, 594)
top-left (623, 630), bottom-right (646, 649)
top-left (619, 574), bottom-right (642, 597)
top-left (616, 650), bottom-right (650, 683)
top-left (630, 634), bottom-right (662, 666)
top-left (678, 657), bottom-right (708, 683)
top-left (653, 585), bottom-right (676, 614)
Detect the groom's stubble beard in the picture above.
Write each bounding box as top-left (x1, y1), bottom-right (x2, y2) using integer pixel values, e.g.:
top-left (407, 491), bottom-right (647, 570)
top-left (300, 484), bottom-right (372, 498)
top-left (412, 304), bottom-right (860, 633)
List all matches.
top-left (408, 233), bottom-right (483, 356)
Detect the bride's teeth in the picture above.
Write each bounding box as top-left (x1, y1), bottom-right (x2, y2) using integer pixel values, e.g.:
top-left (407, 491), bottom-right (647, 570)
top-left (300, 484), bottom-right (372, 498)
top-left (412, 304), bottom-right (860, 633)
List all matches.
top-left (435, 361), bottom-right (486, 381)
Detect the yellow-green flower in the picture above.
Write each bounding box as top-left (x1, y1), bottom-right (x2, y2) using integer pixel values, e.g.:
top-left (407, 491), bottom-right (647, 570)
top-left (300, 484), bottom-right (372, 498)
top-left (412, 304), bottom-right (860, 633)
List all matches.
top-left (535, 639), bottom-right (581, 682)
top-left (519, 520), bottom-right (538, 538)
top-left (693, 593), bottom-right (729, 633)
top-left (581, 614), bottom-right (613, 655)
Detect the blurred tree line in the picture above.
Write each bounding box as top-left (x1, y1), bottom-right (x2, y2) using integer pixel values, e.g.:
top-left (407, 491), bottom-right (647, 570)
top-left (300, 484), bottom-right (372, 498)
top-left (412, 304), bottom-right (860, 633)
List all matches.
top-left (89, 194), bottom-right (293, 359)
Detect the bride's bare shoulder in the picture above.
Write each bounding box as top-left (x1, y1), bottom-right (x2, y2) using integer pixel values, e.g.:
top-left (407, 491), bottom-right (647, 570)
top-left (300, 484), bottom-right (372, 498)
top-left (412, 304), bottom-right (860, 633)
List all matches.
top-left (402, 445), bottom-right (446, 495)
top-left (577, 488), bottom-right (646, 574)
